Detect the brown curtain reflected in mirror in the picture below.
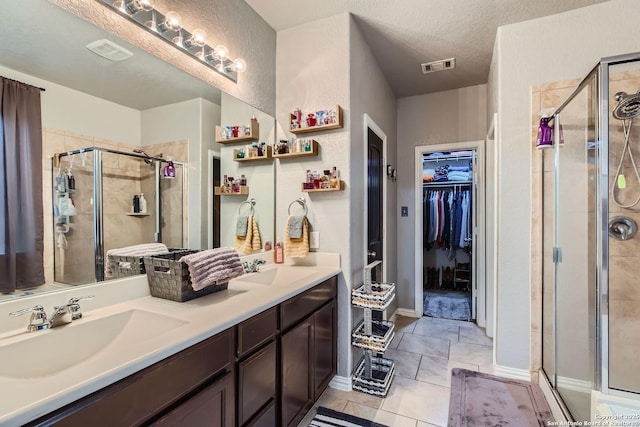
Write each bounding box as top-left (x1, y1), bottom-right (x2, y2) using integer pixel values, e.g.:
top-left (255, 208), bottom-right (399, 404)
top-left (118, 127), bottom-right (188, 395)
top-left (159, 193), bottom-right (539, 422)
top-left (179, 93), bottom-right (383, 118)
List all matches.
top-left (0, 77), bottom-right (44, 292)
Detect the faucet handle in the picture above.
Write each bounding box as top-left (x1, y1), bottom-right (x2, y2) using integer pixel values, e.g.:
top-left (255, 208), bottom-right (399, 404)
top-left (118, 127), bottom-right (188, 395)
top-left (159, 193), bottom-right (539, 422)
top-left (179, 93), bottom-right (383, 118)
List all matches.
top-left (9, 305), bottom-right (49, 332)
top-left (67, 295), bottom-right (94, 320)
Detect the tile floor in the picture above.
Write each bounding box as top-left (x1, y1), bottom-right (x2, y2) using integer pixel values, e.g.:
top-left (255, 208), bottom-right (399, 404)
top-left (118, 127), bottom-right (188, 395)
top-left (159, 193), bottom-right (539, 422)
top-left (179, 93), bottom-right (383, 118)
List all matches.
top-left (297, 315), bottom-right (494, 427)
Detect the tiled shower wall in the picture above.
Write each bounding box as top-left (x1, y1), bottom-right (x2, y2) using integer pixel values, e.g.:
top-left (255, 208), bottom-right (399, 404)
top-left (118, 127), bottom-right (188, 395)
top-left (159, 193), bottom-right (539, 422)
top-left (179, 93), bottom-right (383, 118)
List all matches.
top-left (531, 69), bottom-right (640, 393)
top-left (42, 128), bottom-right (187, 285)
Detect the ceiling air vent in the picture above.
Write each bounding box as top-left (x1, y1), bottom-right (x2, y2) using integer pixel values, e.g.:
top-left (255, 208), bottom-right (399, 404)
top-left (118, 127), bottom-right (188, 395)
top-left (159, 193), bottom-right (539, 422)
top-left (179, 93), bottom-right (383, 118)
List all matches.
top-left (86, 39), bottom-right (134, 61)
top-left (421, 57), bottom-right (456, 74)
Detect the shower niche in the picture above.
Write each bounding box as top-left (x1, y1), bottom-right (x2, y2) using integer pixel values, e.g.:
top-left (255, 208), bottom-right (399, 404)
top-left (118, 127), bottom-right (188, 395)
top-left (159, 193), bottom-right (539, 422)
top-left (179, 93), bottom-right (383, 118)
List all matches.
top-left (52, 147), bottom-right (186, 285)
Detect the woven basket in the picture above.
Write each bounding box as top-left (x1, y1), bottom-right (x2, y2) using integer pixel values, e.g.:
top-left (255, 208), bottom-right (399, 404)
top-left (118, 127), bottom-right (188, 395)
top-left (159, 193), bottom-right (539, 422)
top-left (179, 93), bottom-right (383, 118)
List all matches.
top-left (109, 248), bottom-right (184, 278)
top-left (143, 250), bottom-right (228, 302)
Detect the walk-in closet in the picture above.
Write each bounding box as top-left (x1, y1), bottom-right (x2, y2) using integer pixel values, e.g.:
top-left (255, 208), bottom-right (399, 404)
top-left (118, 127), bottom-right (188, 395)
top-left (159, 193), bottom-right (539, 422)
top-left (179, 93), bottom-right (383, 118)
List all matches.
top-left (422, 149), bottom-right (476, 322)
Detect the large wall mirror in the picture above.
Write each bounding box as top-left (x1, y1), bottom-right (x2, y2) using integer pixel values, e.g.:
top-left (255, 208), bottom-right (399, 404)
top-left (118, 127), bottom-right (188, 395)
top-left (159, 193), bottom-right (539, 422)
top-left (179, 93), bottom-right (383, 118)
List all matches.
top-left (0, 0), bottom-right (275, 298)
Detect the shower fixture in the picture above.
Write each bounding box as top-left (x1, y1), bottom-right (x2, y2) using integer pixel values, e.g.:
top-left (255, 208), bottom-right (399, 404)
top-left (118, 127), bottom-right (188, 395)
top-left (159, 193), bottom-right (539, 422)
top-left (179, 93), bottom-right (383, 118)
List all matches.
top-left (611, 90), bottom-right (640, 208)
top-left (133, 149), bottom-right (163, 166)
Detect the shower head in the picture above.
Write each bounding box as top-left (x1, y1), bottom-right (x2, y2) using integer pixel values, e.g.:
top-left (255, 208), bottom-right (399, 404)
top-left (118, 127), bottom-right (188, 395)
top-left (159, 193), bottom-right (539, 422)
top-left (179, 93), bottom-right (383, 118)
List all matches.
top-left (133, 149), bottom-right (163, 166)
top-left (613, 91), bottom-right (640, 120)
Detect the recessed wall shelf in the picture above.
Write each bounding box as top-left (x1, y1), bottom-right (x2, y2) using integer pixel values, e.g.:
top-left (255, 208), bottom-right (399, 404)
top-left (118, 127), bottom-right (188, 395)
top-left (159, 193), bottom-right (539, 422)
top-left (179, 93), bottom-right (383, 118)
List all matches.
top-left (273, 140), bottom-right (319, 159)
top-left (233, 146), bottom-right (273, 162)
top-left (289, 106), bottom-right (343, 134)
top-left (125, 212), bottom-right (150, 217)
top-left (214, 186), bottom-right (249, 195)
top-left (301, 180), bottom-right (344, 192)
top-left (215, 120), bottom-right (259, 144)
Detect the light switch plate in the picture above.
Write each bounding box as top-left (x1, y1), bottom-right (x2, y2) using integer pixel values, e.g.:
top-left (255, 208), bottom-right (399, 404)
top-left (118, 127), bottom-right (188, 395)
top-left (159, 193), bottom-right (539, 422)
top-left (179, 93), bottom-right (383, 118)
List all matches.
top-left (310, 231), bottom-right (320, 249)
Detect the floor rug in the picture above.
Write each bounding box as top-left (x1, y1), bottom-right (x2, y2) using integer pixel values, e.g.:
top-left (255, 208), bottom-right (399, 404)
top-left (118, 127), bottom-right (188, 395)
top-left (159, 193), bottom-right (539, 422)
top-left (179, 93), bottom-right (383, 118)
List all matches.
top-left (309, 406), bottom-right (389, 427)
top-left (423, 289), bottom-right (471, 320)
top-left (448, 368), bottom-right (554, 426)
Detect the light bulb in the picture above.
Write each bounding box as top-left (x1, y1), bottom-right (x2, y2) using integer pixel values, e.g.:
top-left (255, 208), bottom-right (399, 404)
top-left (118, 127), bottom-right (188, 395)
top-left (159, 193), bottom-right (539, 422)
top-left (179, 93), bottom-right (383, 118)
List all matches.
top-left (185, 29), bottom-right (207, 48)
top-left (160, 11), bottom-right (182, 32)
top-left (214, 44), bottom-right (229, 59)
top-left (123, 0), bottom-right (154, 14)
top-left (231, 58), bottom-right (246, 73)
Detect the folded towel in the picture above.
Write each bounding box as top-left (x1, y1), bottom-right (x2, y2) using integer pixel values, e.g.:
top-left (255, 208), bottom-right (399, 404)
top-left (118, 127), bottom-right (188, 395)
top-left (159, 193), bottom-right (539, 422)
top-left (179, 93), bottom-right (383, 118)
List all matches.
top-left (423, 173), bottom-right (433, 183)
top-left (448, 171), bottom-right (471, 181)
top-left (105, 243), bottom-right (168, 278)
top-left (287, 215), bottom-right (306, 239)
top-left (449, 165), bottom-right (470, 172)
top-left (179, 247), bottom-right (244, 291)
top-left (235, 215), bottom-right (261, 255)
top-left (284, 216), bottom-right (309, 258)
top-left (236, 216), bottom-right (249, 237)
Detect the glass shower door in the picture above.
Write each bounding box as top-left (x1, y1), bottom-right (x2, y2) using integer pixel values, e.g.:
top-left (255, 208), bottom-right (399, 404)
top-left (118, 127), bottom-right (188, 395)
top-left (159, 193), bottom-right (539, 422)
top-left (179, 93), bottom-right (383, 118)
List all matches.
top-left (552, 74), bottom-right (598, 421)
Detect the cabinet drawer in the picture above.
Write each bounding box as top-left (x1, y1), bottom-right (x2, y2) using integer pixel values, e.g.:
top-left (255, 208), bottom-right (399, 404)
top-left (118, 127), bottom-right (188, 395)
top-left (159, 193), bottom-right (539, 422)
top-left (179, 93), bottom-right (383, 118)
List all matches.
top-left (237, 306), bottom-right (278, 358)
top-left (28, 329), bottom-right (234, 427)
top-left (281, 277), bottom-right (337, 330)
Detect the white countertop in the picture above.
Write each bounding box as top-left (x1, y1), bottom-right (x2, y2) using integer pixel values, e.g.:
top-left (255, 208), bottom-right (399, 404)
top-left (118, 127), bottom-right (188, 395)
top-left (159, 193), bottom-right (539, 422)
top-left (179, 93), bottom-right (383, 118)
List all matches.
top-left (0, 252), bottom-right (340, 427)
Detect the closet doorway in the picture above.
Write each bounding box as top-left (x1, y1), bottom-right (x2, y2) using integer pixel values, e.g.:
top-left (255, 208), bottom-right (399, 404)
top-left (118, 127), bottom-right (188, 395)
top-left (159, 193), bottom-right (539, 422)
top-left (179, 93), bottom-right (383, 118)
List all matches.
top-left (414, 141), bottom-right (486, 326)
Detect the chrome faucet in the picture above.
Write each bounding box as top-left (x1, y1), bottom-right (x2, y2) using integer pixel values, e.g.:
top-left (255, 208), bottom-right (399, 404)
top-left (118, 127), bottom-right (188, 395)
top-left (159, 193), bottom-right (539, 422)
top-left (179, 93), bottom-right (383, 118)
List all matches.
top-left (9, 295), bottom-right (95, 332)
top-left (242, 258), bottom-right (267, 273)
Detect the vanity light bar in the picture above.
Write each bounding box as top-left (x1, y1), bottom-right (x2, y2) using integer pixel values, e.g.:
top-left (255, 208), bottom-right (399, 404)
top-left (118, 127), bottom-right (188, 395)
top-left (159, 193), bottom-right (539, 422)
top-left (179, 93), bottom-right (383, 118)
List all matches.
top-left (96, 0), bottom-right (246, 82)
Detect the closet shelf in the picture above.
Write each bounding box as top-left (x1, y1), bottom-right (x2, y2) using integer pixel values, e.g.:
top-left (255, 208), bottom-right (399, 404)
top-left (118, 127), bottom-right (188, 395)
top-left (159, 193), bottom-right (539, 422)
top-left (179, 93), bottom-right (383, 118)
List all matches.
top-left (423, 154), bottom-right (473, 163)
top-left (423, 180), bottom-right (472, 187)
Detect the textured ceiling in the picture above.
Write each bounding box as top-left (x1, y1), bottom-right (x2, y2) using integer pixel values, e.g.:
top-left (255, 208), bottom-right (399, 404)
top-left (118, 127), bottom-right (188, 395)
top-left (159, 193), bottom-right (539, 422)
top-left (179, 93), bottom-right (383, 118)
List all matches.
top-left (0, 0), bottom-right (221, 110)
top-left (245, 0), bottom-right (611, 97)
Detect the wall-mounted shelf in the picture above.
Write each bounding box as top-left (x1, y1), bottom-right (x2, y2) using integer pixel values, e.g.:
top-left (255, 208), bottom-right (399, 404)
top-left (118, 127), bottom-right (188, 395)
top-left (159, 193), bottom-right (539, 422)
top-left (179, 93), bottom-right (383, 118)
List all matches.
top-left (214, 186), bottom-right (249, 195)
top-left (233, 146), bottom-right (273, 162)
top-left (301, 180), bottom-right (344, 192)
top-left (289, 106), bottom-right (343, 134)
top-left (215, 120), bottom-right (259, 144)
top-left (273, 140), bottom-right (319, 159)
top-left (125, 212), bottom-right (150, 217)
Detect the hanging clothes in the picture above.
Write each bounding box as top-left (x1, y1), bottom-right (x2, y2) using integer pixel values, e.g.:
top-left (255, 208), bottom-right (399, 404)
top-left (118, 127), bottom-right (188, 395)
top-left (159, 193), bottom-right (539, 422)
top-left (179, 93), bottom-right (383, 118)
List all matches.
top-left (423, 187), bottom-right (471, 250)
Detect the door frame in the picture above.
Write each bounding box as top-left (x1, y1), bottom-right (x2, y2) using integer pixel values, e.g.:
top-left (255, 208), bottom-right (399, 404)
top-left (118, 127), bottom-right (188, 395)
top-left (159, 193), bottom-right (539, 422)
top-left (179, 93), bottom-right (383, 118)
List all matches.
top-left (363, 114), bottom-right (388, 282)
top-left (414, 140), bottom-right (486, 325)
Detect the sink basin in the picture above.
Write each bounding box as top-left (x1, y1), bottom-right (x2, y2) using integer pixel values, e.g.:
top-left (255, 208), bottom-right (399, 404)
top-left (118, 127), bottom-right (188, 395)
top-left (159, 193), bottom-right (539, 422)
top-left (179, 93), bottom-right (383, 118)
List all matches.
top-left (0, 309), bottom-right (187, 379)
top-left (236, 266), bottom-right (317, 286)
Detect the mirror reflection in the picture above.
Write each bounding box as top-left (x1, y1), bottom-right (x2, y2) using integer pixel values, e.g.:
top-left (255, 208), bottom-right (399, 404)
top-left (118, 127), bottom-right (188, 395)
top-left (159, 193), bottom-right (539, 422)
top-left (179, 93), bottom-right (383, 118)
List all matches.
top-left (0, 0), bottom-right (275, 297)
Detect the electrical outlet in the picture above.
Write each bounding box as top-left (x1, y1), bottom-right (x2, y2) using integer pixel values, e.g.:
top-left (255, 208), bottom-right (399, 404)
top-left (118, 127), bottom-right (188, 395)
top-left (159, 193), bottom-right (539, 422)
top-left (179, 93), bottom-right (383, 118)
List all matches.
top-left (310, 231), bottom-right (320, 249)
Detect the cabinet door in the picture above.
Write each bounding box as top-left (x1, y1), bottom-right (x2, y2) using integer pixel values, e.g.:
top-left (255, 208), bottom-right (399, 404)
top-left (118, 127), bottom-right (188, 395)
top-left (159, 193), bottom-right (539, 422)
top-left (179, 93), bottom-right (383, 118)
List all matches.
top-left (313, 300), bottom-right (337, 400)
top-left (281, 318), bottom-right (313, 427)
top-left (238, 341), bottom-right (276, 426)
top-left (150, 371), bottom-right (234, 427)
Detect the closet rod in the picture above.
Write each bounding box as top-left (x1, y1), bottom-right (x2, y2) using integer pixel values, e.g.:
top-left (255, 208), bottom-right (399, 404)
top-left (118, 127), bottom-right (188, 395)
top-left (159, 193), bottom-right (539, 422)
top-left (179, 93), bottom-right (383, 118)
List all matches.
top-left (423, 181), bottom-right (472, 187)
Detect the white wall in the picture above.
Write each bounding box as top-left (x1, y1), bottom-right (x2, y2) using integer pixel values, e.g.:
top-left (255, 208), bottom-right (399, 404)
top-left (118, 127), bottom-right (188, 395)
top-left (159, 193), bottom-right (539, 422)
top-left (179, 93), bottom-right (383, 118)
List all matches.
top-left (0, 65), bottom-right (140, 145)
top-left (396, 85), bottom-right (487, 309)
top-left (276, 14), bottom-right (352, 378)
top-left (141, 98), bottom-right (221, 248)
top-left (489, 0), bottom-right (640, 370)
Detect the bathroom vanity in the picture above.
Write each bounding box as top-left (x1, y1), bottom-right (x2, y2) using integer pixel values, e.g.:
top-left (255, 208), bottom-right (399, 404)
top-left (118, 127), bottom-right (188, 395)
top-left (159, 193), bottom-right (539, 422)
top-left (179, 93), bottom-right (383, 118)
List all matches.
top-left (0, 254), bottom-right (340, 427)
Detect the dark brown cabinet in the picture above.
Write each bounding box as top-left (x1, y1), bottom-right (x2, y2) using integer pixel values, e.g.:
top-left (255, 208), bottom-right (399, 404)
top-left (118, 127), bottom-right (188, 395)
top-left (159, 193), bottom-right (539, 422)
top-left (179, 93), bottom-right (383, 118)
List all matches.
top-left (313, 299), bottom-right (337, 400)
top-left (237, 341), bottom-right (277, 426)
top-left (281, 318), bottom-right (314, 427)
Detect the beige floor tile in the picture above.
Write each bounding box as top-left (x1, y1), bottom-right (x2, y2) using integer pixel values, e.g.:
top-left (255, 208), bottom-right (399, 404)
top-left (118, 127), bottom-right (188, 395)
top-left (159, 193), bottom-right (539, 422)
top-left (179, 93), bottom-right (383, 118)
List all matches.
top-left (342, 401), bottom-right (418, 427)
top-left (449, 341), bottom-right (492, 366)
top-left (412, 318), bottom-right (460, 341)
top-left (384, 348), bottom-right (422, 379)
top-left (397, 333), bottom-right (450, 359)
top-left (389, 331), bottom-right (404, 349)
top-left (315, 388), bottom-right (349, 412)
top-left (395, 315), bottom-right (419, 333)
top-left (415, 354), bottom-right (478, 387)
top-left (416, 421), bottom-right (443, 427)
top-left (325, 387), bottom-right (383, 409)
top-left (459, 326), bottom-right (493, 346)
top-left (427, 316), bottom-right (475, 329)
top-left (381, 375), bottom-right (450, 426)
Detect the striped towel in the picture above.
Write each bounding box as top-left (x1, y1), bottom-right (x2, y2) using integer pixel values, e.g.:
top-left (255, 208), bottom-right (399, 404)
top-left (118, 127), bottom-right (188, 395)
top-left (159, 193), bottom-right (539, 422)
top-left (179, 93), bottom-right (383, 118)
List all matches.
top-left (105, 243), bottom-right (168, 278)
top-left (179, 247), bottom-right (244, 291)
top-left (284, 216), bottom-right (309, 259)
top-left (235, 215), bottom-right (261, 255)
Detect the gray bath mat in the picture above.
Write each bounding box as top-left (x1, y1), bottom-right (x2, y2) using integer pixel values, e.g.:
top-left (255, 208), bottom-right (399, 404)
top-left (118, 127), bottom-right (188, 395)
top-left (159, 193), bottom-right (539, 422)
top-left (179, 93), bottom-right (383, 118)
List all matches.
top-left (423, 290), bottom-right (471, 320)
top-left (448, 369), bottom-right (554, 426)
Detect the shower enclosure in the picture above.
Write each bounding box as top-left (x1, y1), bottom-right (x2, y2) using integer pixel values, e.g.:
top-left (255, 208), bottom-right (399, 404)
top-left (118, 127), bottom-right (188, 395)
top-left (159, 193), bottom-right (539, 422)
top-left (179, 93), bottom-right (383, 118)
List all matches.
top-left (542, 52), bottom-right (640, 422)
top-left (52, 147), bottom-right (186, 284)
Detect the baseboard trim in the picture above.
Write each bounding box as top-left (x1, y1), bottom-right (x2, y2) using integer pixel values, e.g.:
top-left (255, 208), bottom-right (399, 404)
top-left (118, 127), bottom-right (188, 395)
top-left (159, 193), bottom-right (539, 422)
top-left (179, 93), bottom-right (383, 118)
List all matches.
top-left (493, 365), bottom-right (532, 382)
top-left (393, 308), bottom-right (420, 319)
top-left (329, 375), bottom-right (352, 392)
top-left (556, 376), bottom-right (593, 394)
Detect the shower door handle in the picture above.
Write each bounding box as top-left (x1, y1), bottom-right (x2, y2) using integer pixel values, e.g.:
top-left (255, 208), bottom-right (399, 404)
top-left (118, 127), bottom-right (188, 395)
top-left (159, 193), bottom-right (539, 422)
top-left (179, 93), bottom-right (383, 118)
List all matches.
top-left (553, 247), bottom-right (562, 263)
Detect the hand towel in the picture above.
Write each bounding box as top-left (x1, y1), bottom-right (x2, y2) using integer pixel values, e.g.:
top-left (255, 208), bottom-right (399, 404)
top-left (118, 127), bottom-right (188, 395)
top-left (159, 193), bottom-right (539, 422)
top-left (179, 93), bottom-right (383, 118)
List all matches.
top-left (287, 215), bottom-right (306, 239)
top-left (284, 216), bottom-right (309, 258)
top-left (179, 247), bottom-right (244, 291)
top-left (105, 243), bottom-right (169, 278)
top-left (236, 215), bottom-right (249, 237)
top-left (235, 215), bottom-right (261, 255)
